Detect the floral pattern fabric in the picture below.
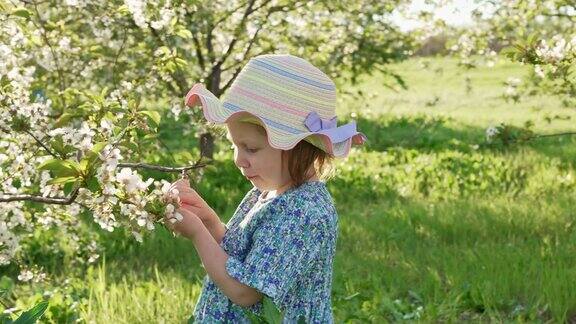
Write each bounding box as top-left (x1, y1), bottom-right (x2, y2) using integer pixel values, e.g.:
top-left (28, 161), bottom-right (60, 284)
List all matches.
top-left (192, 181), bottom-right (338, 323)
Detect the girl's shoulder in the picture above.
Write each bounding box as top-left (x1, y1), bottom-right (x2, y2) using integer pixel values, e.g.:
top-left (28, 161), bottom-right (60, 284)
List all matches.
top-left (232, 186), bottom-right (261, 217)
top-left (264, 181), bottom-right (337, 227)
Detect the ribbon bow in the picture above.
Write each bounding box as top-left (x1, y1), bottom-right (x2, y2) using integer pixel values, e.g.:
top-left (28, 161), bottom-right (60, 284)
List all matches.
top-left (304, 111), bottom-right (337, 132)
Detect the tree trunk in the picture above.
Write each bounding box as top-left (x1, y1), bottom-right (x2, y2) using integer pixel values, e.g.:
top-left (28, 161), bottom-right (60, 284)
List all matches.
top-left (199, 132), bottom-right (215, 160)
top-left (200, 65), bottom-right (222, 159)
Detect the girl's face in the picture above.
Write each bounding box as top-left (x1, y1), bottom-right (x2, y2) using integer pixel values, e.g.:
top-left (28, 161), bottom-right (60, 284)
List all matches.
top-left (226, 115), bottom-right (292, 193)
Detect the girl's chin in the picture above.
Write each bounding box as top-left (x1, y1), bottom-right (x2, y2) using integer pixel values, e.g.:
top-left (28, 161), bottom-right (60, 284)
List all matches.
top-left (247, 175), bottom-right (259, 182)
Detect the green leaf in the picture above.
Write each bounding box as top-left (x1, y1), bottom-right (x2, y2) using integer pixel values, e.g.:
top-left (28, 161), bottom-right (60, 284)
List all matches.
top-left (38, 159), bottom-right (81, 177)
top-left (117, 4), bottom-right (131, 16)
top-left (91, 142), bottom-right (107, 155)
top-left (50, 137), bottom-right (76, 157)
top-left (62, 180), bottom-right (77, 195)
top-left (11, 8), bottom-right (32, 19)
top-left (262, 297), bottom-right (284, 324)
top-left (79, 159), bottom-right (90, 173)
top-left (54, 113), bottom-right (74, 128)
top-left (175, 58), bottom-right (188, 68)
top-left (0, 313), bottom-right (13, 324)
top-left (47, 176), bottom-right (80, 185)
top-left (139, 110), bottom-right (161, 127)
top-left (14, 301), bottom-right (49, 324)
top-left (89, 45), bottom-right (103, 53)
top-left (83, 142), bottom-right (107, 162)
top-left (175, 28), bottom-right (193, 39)
top-left (104, 112), bottom-right (116, 123)
top-left (242, 310), bottom-right (266, 324)
top-left (85, 176), bottom-right (101, 193)
top-left (0, 276), bottom-right (14, 293)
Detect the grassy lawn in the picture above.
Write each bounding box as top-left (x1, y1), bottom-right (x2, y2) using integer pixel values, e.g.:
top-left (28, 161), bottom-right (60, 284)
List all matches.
top-left (10, 56), bottom-right (576, 323)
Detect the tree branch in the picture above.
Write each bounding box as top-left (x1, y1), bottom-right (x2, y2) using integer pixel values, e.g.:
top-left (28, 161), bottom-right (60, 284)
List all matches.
top-left (205, 23), bottom-right (215, 65)
top-left (213, 0), bottom-right (250, 28)
top-left (220, 4), bottom-right (284, 93)
top-left (112, 26), bottom-right (129, 89)
top-left (191, 31), bottom-right (206, 72)
top-left (0, 187), bottom-right (80, 204)
top-left (24, 129), bottom-right (59, 158)
top-left (214, 0), bottom-right (257, 68)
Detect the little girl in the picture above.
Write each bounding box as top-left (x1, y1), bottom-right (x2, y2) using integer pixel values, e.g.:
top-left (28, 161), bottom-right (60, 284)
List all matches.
top-left (165, 54), bottom-right (366, 323)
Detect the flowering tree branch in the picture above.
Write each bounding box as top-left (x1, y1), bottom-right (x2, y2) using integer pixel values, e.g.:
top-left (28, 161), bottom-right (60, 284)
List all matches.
top-left (0, 158), bottom-right (209, 204)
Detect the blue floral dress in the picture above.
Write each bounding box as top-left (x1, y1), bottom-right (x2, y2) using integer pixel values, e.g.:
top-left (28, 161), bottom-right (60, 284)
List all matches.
top-left (192, 181), bottom-right (338, 323)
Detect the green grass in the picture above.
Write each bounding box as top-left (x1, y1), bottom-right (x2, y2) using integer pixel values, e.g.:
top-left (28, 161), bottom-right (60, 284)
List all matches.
top-left (6, 56), bottom-right (576, 323)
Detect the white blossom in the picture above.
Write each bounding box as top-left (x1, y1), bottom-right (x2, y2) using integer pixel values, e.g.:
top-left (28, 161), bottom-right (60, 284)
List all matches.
top-left (115, 168), bottom-right (153, 193)
top-left (18, 270), bottom-right (34, 282)
top-left (486, 126), bottom-right (500, 141)
top-left (534, 65), bottom-right (545, 78)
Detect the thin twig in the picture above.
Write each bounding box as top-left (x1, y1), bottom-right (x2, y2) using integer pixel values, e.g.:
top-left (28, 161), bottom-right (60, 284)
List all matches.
top-left (112, 26), bottom-right (129, 89)
top-left (24, 129), bottom-right (59, 158)
top-left (0, 187), bottom-right (80, 204)
top-left (214, 0), bottom-right (257, 68)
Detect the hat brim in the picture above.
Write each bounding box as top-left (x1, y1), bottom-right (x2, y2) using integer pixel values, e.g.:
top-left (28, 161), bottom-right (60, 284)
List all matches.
top-left (185, 83), bottom-right (366, 158)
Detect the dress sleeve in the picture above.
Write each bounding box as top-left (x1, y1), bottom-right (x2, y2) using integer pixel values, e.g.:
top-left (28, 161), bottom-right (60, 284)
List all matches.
top-left (225, 205), bottom-right (328, 305)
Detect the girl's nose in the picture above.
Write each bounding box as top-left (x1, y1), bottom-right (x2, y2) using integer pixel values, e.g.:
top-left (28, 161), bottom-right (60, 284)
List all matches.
top-left (234, 149), bottom-right (250, 169)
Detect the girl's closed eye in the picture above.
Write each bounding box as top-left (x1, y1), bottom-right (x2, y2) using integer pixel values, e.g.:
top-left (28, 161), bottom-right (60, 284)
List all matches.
top-left (245, 146), bottom-right (259, 154)
top-left (229, 144), bottom-right (259, 154)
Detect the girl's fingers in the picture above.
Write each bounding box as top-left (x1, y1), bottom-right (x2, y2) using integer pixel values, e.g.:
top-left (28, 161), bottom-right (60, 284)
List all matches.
top-left (167, 181), bottom-right (193, 201)
top-left (176, 207), bottom-right (193, 217)
top-left (169, 179), bottom-right (189, 191)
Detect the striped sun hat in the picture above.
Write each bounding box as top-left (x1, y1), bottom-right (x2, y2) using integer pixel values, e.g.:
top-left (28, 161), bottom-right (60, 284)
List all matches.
top-left (184, 54), bottom-right (366, 158)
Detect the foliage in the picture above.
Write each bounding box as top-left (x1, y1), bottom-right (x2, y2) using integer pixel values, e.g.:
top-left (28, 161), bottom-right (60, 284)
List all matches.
top-left (1, 277), bottom-right (49, 324)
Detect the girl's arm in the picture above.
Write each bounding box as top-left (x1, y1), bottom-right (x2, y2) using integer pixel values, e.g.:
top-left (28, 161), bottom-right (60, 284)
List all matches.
top-left (189, 211), bottom-right (262, 307)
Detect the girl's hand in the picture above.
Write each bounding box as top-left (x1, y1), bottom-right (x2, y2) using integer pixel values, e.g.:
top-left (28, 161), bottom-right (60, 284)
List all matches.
top-left (165, 207), bottom-right (205, 239)
top-left (169, 179), bottom-right (218, 224)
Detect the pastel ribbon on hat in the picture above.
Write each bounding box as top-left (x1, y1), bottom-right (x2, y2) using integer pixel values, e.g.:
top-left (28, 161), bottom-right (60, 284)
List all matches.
top-left (304, 111), bottom-right (337, 132)
top-left (304, 111), bottom-right (366, 144)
